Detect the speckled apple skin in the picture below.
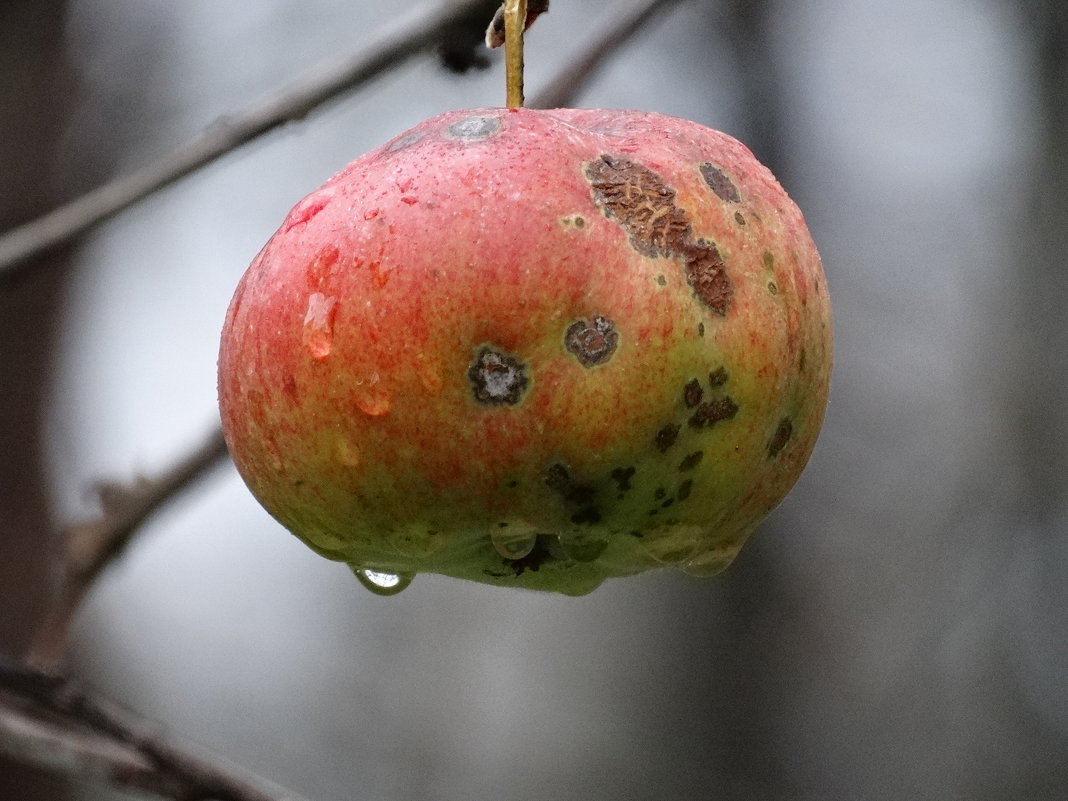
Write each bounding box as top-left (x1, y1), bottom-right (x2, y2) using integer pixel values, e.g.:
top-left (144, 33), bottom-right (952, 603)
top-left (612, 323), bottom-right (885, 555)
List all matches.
top-left (218, 107), bottom-right (832, 595)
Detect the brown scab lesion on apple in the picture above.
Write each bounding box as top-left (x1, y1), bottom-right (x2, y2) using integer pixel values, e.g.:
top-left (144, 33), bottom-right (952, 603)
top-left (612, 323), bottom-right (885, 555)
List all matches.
top-left (467, 346), bottom-right (529, 406)
top-left (767, 416), bottom-right (794, 457)
top-left (699, 163), bottom-right (741, 203)
top-left (655, 422), bottom-right (681, 452)
top-left (584, 154), bottom-right (734, 316)
top-left (445, 115), bottom-right (501, 141)
top-left (564, 315), bottom-right (619, 367)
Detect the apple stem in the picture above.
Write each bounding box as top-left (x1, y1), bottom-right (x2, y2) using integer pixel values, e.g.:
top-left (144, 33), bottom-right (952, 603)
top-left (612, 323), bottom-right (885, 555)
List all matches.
top-left (504, 0), bottom-right (527, 108)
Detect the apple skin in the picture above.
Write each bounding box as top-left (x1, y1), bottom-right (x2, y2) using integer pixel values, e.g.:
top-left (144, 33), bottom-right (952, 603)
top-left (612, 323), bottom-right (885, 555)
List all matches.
top-left (218, 107), bottom-right (832, 595)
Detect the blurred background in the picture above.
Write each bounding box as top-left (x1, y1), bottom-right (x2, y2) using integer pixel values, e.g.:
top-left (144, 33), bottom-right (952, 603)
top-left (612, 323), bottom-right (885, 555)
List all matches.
top-left (2, 0), bottom-right (1066, 799)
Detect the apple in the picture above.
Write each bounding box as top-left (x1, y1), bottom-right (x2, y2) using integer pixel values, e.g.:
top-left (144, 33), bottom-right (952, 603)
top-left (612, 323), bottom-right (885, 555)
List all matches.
top-left (218, 107), bottom-right (832, 596)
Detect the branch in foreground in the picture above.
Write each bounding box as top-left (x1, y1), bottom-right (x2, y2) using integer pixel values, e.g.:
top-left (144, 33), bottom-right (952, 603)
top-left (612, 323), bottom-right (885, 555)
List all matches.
top-left (26, 428), bottom-right (230, 671)
top-left (0, 0), bottom-right (492, 281)
top-left (528, 0), bottom-right (682, 109)
top-left (0, 657), bottom-right (304, 801)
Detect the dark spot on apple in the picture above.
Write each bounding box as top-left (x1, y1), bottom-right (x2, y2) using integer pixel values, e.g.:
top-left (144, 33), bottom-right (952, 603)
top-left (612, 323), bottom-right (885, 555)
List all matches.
top-left (768, 417), bottom-right (794, 457)
top-left (683, 243), bottom-right (732, 316)
top-left (709, 366), bottom-right (729, 387)
top-left (570, 507), bottom-right (603, 525)
top-left (661, 498), bottom-right (675, 509)
top-left (506, 479), bottom-right (519, 488)
top-left (734, 212), bottom-right (746, 226)
top-left (656, 423), bottom-right (680, 452)
top-left (763, 252), bottom-right (775, 271)
top-left (386, 131), bottom-right (424, 152)
top-left (468, 346), bottom-right (529, 406)
top-left (683, 378), bottom-right (703, 408)
top-left (573, 215), bottom-right (585, 228)
top-left (498, 522), bottom-right (509, 528)
top-left (698, 322), bottom-right (706, 337)
top-left (611, 466), bottom-right (636, 493)
top-left (585, 154), bottom-right (734, 316)
top-left (446, 115), bottom-right (501, 141)
top-left (678, 451), bottom-right (704, 471)
top-left (654, 487), bottom-right (666, 501)
top-left (628, 530), bottom-right (643, 538)
top-left (677, 479), bottom-right (693, 501)
top-left (544, 462), bottom-right (595, 505)
top-left (799, 348), bottom-right (807, 372)
top-left (505, 535), bottom-right (558, 577)
top-left (768, 281), bottom-right (778, 295)
top-left (699, 163), bottom-right (741, 203)
top-left (689, 397), bottom-right (739, 428)
top-left (564, 315), bottom-right (619, 367)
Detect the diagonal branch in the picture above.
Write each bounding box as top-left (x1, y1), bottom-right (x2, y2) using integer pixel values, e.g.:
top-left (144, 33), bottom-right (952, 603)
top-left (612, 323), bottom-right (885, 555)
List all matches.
top-left (528, 0), bottom-right (683, 109)
top-left (0, 656), bottom-right (306, 801)
top-left (26, 429), bottom-right (230, 671)
top-left (0, 0), bottom-right (492, 281)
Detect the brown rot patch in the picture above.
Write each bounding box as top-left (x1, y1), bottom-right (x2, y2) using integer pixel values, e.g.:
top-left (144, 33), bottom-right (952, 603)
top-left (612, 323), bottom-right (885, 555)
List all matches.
top-left (699, 163), bottom-right (741, 203)
top-left (564, 316), bottom-right (619, 367)
top-left (683, 378), bottom-right (704, 408)
top-left (768, 417), bottom-right (794, 457)
top-left (689, 397), bottom-right (739, 428)
top-left (468, 346), bottom-right (529, 406)
top-left (678, 451), bottom-right (704, 471)
top-left (683, 242), bottom-right (732, 316)
top-left (586, 154), bottom-right (735, 316)
top-left (656, 423), bottom-right (681, 453)
top-left (585, 155), bottom-right (691, 256)
top-left (446, 115), bottom-right (501, 141)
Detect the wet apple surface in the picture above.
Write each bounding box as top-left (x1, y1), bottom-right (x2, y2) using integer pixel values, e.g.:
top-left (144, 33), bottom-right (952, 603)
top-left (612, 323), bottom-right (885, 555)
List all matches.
top-left (218, 107), bottom-right (832, 595)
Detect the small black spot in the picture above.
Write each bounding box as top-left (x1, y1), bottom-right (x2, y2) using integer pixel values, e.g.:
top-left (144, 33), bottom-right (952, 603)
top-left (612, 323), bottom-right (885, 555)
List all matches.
top-left (661, 498), bottom-right (675, 509)
top-left (498, 522), bottom-right (509, 528)
top-left (570, 507), bottom-right (603, 525)
top-left (689, 397), bottom-right (739, 428)
top-left (768, 281), bottom-right (778, 295)
top-left (678, 451), bottom-right (704, 471)
top-left (734, 211), bottom-right (746, 226)
top-left (768, 417), bottom-right (794, 457)
top-left (656, 274), bottom-right (668, 286)
top-left (700, 163), bottom-right (741, 203)
top-left (708, 366), bottom-right (729, 387)
top-left (654, 487), bottom-right (666, 500)
top-left (468, 346), bottom-right (529, 406)
top-left (656, 423), bottom-right (680, 452)
top-left (573, 215), bottom-right (586, 228)
top-left (544, 462), bottom-right (595, 505)
top-left (564, 315), bottom-right (619, 367)
top-left (677, 480), bottom-right (693, 501)
top-left (698, 322), bottom-right (706, 338)
top-left (446, 115), bottom-right (501, 141)
top-left (683, 378), bottom-right (704, 408)
top-left (610, 466), bottom-right (636, 493)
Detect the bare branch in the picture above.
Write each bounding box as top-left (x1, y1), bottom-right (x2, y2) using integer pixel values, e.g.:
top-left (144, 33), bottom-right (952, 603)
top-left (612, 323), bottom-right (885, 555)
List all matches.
top-left (26, 428), bottom-right (230, 671)
top-left (529, 0), bottom-right (683, 110)
top-left (0, 0), bottom-right (491, 281)
top-left (0, 657), bottom-right (306, 801)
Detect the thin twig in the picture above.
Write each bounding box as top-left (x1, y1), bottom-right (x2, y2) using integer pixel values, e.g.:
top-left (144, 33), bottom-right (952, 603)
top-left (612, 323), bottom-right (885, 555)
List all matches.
top-left (26, 429), bottom-right (230, 671)
top-left (0, 0), bottom-right (490, 281)
top-left (528, 0), bottom-right (683, 109)
top-left (0, 656), bottom-right (305, 801)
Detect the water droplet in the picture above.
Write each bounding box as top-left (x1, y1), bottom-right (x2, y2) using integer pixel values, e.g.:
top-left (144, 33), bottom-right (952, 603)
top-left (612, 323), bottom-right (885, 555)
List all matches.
top-left (284, 188), bottom-right (334, 232)
top-left (491, 531), bottom-right (537, 560)
top-left (558, 534), bottom-right (609, 563)
top-left (335, 438), bottom-right (360, 467)
top-left (356, 391), bottom-right (391, 417)
top-left (352, 568), bottom-right (413, 596)
top-left (363, 208), bottom-right (379, 220)
top-left (302, 293), bottom-right (337, 360)
top-left (680, 551), bottom-right (737, 577)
